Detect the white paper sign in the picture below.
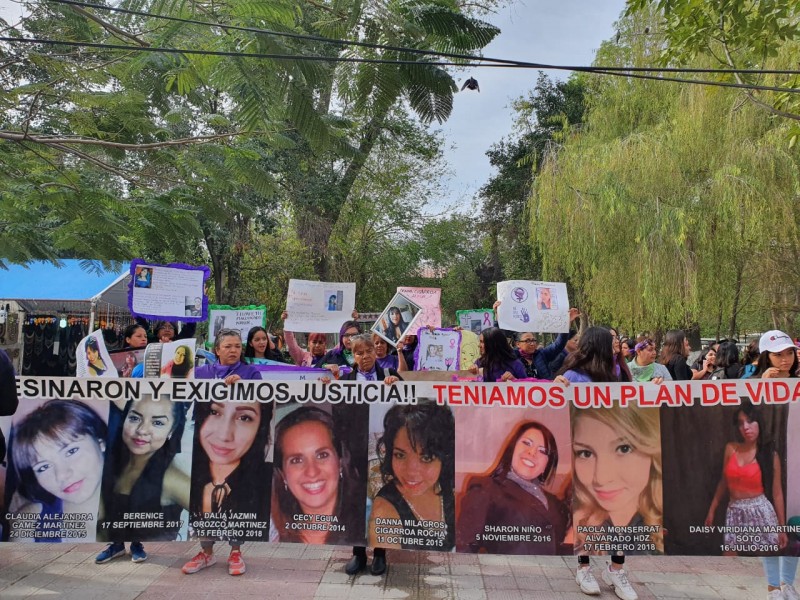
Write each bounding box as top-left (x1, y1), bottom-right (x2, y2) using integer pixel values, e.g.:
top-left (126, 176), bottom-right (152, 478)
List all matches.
top-left (285, 279), bottom-right (356, 333)
top-left (75, 331), bottom-right (118, 378)
top-left (130, 262), bottom-right (207, 320)
top-left (415, 328), bottom-right (461, 371)
top-left (397, 286), bottom-right (441, 328)
top-left (496, 280), bottom-right (570, 333)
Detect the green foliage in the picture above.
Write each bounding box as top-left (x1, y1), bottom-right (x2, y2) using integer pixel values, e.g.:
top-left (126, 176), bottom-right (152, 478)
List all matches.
top-left (531, 19), bottom-right (800, 336)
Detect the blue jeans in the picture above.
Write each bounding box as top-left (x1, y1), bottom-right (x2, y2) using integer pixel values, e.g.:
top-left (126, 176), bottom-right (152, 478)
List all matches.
top-left (763, 556), bottom-right (799, 588)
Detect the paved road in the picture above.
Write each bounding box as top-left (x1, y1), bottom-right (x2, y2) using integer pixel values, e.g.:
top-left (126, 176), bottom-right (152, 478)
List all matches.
top-left (0, 542), bottom-right (766, 599)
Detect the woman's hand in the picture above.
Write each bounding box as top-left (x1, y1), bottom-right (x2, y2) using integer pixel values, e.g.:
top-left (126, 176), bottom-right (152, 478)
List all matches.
top-left (568, 307), bottom-right (581, 322)
top-left (324, 364), bottom-right (340, 379)
top-left (493, 300), bottom-right (501, 312)
top-left (703, 510), bottom-right (714, 527)
top-left (384, 376), bottom-right (400, 385)
top-left (762, 367), bottom-right (781, 379)
top-left (320, 376), bottom-right (332, 384)
top-left (468, 364), bottom-right (479, 375)
top-left (223, 374), bottom-right (242, 385)
top-left (553, 375), bottom-right (570, 386)
top-left (779, 532), bottom-right (789, 549)
top-left (651, 376), bottom-right (664, 385)
top-left (500, 371), bottom-right (515, 382)
top-left (280, 310), bottom-right (288, 321)
top-left (702, 357), bottom-right (712, 372)
top-left (351, 310), bottom-right (359, 320)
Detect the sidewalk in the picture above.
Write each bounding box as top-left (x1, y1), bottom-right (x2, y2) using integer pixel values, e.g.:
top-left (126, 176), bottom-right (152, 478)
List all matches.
top-left (0, 542), bottom-right (766, 599)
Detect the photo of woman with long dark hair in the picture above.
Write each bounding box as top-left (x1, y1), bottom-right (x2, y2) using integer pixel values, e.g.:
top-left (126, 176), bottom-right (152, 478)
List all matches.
top-left (85, 337), bottom-right (108, 376)
top-left (272, 405), bottom-right (366, 545)
top-left (160, 345), bottom-right (194, 378)
top-left (99, 396), bottom-right (190, 543)
top-left (368, 400), bottom-right (455, 552)
top-left (457, 420), bottom-right (569, 554)
top-left (381, 307), bottom-right (409, 344)
top-left (7, 399), bottom-right (107, 542)
top-left (185, 399), bottom-right (272, 574)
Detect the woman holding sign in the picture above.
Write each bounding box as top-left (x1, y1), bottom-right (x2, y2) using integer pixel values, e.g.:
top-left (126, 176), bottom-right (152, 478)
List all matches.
top-left (368, 401), bottom-right (455, 552)
top-left (704, 330), bottom-right (797, 600)
top-left (182, 328), bottom-right (269, 578)
top-left (272, 406), bottom-right (364, 545)
top-left (555, 327), bottom-right (646, 600)
top-left (457, 420), bottom-right (568, 554)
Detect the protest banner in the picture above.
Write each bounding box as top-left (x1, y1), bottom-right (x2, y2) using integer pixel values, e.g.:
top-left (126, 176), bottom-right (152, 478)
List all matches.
top-left (255, 365), bottom-right (332, 381)
top-left (397, 287), bottom-right (441, 329)
top-left (5, 376), bottom-right (799, 557)
top-left (496, 280), bottom-right (570, 333)
top-left (129, 259), bottom-right (210, 322)
top-left (372, 293), bottom-right (423, 346)
top-left (207, 304), bottom-right (266, 348)
top-left (456, 309), bottom-right (495, 335)
top-left (285, 279), bottom-right (356, 333)
top-left (415, 328), bottom-right (461, 371)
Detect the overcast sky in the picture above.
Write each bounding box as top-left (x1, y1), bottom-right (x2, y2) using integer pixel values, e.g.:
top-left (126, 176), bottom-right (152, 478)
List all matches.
top-left (0, 0), bottom-right (626, 211)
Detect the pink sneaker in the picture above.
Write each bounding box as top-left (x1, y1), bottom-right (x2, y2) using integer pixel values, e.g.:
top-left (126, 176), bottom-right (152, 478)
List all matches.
top-left (228, 550), bottom-right (246, 576)
top-left (182, 551), bottom-right (217, 574)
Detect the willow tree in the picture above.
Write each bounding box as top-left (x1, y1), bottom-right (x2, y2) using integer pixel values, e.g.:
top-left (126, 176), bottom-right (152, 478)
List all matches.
top-left (530, 17), bottom-right (800, 336)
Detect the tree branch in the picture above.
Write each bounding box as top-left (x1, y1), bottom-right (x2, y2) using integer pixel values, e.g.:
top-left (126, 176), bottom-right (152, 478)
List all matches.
top-left (721, 40), bottom-right (800, 122)
top-left (0, 130), bottom-right (263, 149)
top-left (68, 4), bottom-right (150, 47)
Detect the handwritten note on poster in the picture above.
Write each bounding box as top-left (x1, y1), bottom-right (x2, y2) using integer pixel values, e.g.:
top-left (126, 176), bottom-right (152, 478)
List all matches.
top-left (285, 279), bottom-right (356, 333)
top-left (397, 286), bottom-right (441, 329)
top-left (496, 280), bottom-right (570, 333)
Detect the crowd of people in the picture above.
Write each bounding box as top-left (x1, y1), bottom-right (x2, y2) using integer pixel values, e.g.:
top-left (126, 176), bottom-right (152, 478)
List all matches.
top-left (3, 305), bottom-right (799, 600)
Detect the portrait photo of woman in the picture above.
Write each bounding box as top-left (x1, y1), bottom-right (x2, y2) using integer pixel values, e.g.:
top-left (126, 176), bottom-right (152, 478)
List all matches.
top-left (457, 418), bottom-right (570, 555)
top-left (7, 399), bottom-right (108, 542)
top-left (99, 396), bottom-right (190, 542)
top-left (368, 400), bottom-right (455, 551)
top-left (705, 400), bottom-right (787, 555)
top-left (570, 402), bottom-right (664, 555)
top-left (85, 337), bottom-right (109, 377)
top-left (272, 405), bottom-right (367, 545)
top-left (160, 344), bottom-right (194, 379)
top-left (189, 399), bottom-right (273, 540)
top-left (382, 307), bottom-right (409, 345)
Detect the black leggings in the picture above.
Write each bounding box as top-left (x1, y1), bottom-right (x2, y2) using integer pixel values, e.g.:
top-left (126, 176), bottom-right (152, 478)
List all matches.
top-left (579, 555), bottom-right (624, 566)
top-left (352, 546), bottom-right (385, 558)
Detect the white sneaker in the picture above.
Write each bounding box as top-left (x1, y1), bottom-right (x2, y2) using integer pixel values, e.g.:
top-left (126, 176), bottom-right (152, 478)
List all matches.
top-left (576, 566), bottom-right (601, 595)
top-left (768, 589), bottom-right (785, 600)
top-left (601, 563), bottom-right (638, 600)
top-left (783, 583), bottom-right (800, 600)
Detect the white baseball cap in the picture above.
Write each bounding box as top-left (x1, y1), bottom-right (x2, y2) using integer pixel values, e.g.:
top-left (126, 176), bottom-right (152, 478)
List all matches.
top-left (758, 330), bottom-right (796, 354)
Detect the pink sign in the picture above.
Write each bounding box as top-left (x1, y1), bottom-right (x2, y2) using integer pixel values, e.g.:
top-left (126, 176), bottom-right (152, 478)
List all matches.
top-left (397, 286), bottom-right (441, 328)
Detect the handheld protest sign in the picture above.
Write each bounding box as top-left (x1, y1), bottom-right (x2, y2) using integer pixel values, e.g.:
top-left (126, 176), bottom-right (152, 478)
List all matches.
top-left (76, 331), bottom-right (118, 378)
top-left (456, 309), bottom-right (495, 335)
top-left (285, 279), bottom-right (356, 333)
top-left (415, 328), bottom-right (461, 371)
top-left (207, 305), bottom-right (266, 349)
top-left (129, 259), bottom-right (210, 322)
top-left (371, 293), bottom-right (423, 346)
top-left (496, 280), bottom-right (570, 333)
top-left (397, 287), bottom-right (441, 329)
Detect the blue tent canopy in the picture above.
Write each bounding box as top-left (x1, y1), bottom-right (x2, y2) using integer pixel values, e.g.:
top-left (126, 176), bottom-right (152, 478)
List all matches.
top-left (0, 260), bottom-right (131, 314)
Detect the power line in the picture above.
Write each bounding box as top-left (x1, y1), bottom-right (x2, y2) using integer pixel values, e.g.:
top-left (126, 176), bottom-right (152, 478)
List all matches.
top-left (44, 0), bottom-right (800, 78)
top-left (3, 35), bottom-right (800, 96)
